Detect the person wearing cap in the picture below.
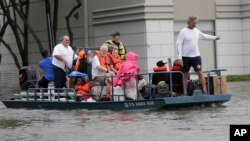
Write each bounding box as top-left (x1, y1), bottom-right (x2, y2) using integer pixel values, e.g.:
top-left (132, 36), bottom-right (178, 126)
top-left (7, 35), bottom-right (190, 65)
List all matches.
top-left (176, 16), bottom-right (220, 94)
top-left (153, 60), bottom-right (168, 72)
top-left (105, 31), bottom-right (126, 61)
top-left (152, 60), bottom-right (168, 85)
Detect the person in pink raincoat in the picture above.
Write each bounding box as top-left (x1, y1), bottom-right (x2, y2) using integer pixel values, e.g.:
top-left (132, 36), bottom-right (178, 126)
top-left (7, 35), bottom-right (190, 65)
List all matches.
top-left (111, 51), bottom-right (140, 100)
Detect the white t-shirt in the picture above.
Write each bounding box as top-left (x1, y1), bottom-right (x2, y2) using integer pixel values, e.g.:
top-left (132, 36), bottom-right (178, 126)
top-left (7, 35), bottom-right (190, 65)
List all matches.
top-left (176, 27), bottom-right (217, 59)
top-left (52, 43), bottom-right (77, 71)
top-left (91, 55), bottom-right (106, 79)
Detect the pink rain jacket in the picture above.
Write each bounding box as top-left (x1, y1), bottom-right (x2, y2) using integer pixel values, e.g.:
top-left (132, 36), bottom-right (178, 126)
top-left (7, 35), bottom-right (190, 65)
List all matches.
top-left (112, 51), bottom-right (140, 87)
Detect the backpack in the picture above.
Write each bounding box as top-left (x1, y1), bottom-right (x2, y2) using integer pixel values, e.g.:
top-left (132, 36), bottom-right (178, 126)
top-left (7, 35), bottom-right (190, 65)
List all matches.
top-left (155, 83), bottom-right (171, 98)
top-left (141, 84), bottom-right (156, 99)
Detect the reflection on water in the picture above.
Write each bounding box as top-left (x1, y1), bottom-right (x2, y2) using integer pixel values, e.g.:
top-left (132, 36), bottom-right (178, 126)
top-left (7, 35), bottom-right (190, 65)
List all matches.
top-left (0, 82), bottom-right (249, 141)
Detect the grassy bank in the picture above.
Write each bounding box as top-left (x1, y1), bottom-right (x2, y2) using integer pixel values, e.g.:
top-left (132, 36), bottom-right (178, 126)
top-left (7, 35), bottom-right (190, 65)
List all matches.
top-left (226, 74), bottom-right (250, 82)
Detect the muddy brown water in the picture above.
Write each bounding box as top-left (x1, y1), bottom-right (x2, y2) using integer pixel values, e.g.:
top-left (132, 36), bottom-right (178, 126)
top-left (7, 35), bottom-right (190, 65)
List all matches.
top-left (0, 82), bottom-right (249, 141)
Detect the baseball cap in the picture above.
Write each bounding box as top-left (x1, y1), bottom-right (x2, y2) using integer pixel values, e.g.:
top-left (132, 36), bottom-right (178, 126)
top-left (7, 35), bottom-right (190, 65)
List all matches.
top-left (111, 31), bottom-right (120, 36)
top-left (156, 60), bottom-right (167, 67)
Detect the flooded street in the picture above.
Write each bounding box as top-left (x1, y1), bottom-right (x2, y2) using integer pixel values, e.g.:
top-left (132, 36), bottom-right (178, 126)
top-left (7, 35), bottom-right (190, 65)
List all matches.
top-left (0, 82), bottom-right (250, 141)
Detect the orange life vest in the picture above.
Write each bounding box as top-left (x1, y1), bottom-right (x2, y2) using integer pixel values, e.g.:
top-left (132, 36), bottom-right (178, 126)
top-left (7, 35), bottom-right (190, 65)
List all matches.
top-left (75, 82), bottom-right (92, 100)
top-left (153, 66), bottom-right (168, 72)
top-left (108, 53), bottom-right (122, 70)
top-left (75, 49), bottom-right (87, 71)
top-left (171, 66), bottom-right (181, 71)
top-left (95, 51), bottom-right (111, 70)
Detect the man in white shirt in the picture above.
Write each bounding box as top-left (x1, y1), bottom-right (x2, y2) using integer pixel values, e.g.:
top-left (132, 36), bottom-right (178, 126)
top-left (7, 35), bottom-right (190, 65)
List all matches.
top-left (176, 16), bottom-right (220, 94)
top-left (52, 35), bottom-right (77, 88)
top-left (91, 44), bottom-right (115, 83)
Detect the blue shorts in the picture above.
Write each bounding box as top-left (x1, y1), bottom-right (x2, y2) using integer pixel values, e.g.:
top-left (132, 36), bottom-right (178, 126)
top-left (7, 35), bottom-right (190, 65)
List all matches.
top-left (181, 56), bottom-right (202, 72)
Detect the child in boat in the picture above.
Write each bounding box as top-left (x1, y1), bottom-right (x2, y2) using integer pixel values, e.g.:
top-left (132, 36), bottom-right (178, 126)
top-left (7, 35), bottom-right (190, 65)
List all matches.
top-left (75, 76), bottom-right (92, 101)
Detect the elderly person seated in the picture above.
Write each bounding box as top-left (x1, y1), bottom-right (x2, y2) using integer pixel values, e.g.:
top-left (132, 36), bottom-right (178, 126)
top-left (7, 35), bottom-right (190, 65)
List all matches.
top-left (92, 44), bottom-right (115, 83)
top-left (91, 44), bottom-right (115, 99)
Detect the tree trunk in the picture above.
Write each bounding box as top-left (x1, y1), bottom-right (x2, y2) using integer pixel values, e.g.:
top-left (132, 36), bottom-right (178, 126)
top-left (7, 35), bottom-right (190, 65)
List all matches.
top-left (21, 1), bottom-right (30, 66)
top-left (10, 0), bottom-right (44, 55)
top-left (65, 0), bottom-right (82, 46)
top-left (0, 39), bottom-right (21, 69)
top-left (53, 0), bottom-right (59, 40)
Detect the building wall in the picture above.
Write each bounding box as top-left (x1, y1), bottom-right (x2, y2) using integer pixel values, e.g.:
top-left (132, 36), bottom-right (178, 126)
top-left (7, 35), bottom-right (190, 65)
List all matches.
top-left (144, 0), bottom-right (174, 71)
top-left (1, 0), bottom-right (250, 76)
top-left (174, 0), bottom-right (215, 20)
top-left (242, 18), bottom-right (250, 73)
top-left (216, 19), bottom-right (244, 74)
top-left (0, 0), bottom-right (86, 73)
top-left (215, 0), bottom-right (250, 74)
top-left (87, 0), bottom-right (148, 71)
top-left (88, 0), bottom-right (174, 72)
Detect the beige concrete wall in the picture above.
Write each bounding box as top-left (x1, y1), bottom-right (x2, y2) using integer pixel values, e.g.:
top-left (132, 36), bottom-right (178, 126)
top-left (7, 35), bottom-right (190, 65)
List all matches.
top-left (1, 0), bottom-right (249, 76)
top-left (215, 0), bottom-right (250, 74)
top-left (174, 0), bottom-right (216, 20)
top-left (88, 0), bottom-right (174, 72)
top-left (0, 0), bottom-right (86, 72)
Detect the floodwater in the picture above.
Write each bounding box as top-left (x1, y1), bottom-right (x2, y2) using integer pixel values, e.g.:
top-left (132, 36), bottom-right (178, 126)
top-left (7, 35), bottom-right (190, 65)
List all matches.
top-left (0, 82), bottom-right (249, 141)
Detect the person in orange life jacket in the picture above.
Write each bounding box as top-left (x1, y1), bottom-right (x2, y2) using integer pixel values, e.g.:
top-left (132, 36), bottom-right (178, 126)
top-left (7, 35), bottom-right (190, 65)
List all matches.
top-left (75, 77), bottom-right (92, 101)
top-left (108, 46), bottom-right (122, 74)
top-left (152, 60), bottom-right (168, 85)
top-left (92, 44), bottom-right (115, 99)
top-left (166, 60), bottom-right (184, 96)
top-left (74, 48), bottom-right (88, 73)
top-left (171, 60), bottom-right (181, 71)
top-left (105, 31), bottom-right (126, 61)
top-left (92, 44), bottom-right (115, 83)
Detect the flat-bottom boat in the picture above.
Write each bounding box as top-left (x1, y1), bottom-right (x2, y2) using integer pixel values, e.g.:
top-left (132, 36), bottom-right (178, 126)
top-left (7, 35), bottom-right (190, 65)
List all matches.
top-left (1, 69), bottom-right (232, 111)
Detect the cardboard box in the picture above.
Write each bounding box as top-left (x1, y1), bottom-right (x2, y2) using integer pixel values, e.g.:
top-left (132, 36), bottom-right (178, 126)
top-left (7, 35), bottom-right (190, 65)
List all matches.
top-left (206, 75), bottom-right (227, 95)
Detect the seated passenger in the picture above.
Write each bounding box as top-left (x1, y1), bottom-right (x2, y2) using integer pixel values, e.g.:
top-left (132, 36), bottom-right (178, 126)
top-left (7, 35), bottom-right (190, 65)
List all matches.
top-left (108, 46), bottom-right (122, 74)
top-left (171, 60), bottom-right (181, 71)
top-left (38, 49), bottom-right (54, 88)
top-left (75, 48), bottom-right (88, 73)
top-left (75, 77), bottom-right (92, 101)
top-left (111, 51), bottom-right (140, 100)
top-left (91, 44), bottom-right (115, 98)
top-left (166, 59), bottom-right (184, 96)
top-left (152, 60), bottom-right (168, 85)
top-left (91, 44), bottom-right (115, 84)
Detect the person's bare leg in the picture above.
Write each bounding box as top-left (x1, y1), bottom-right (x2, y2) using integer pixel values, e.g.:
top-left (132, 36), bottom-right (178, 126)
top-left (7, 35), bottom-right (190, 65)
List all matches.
top-left (184, 72), bottom-right (189, 89)
top-left (197, 71), bottom-right (207, 94)
top-left (106, 81), bottom-right (111, 99)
